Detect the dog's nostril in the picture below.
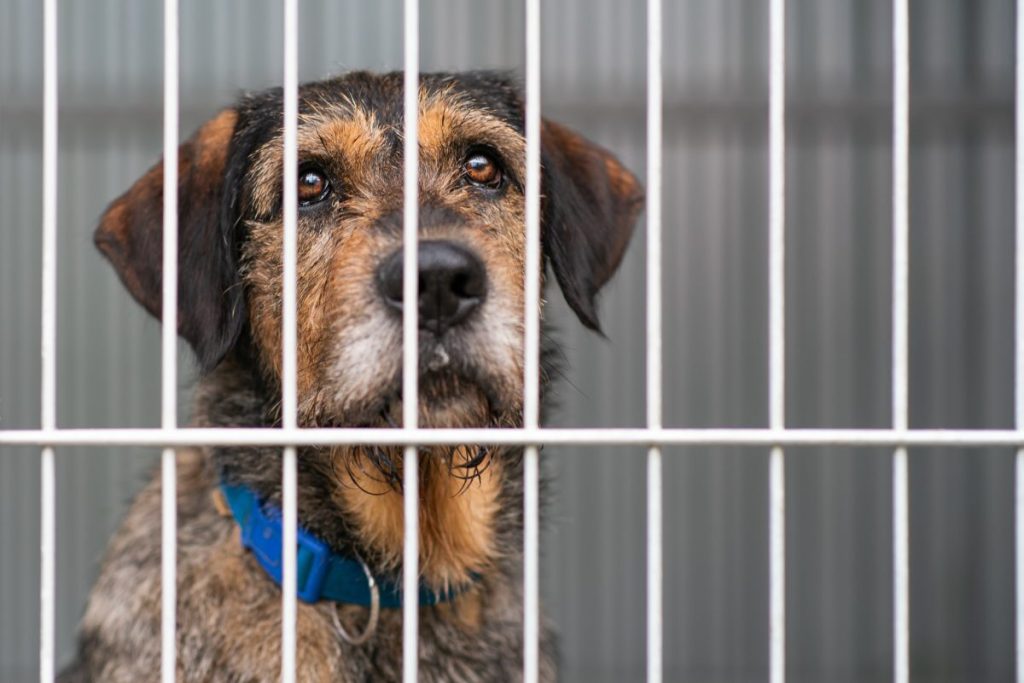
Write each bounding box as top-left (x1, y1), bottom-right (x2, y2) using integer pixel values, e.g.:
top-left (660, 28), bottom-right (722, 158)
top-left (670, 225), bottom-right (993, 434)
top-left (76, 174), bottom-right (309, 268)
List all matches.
top-left (376, 252), bottom-right (406, 306)
top-left (451, 272), bottom-right (472, 298)
top-left (376, 240), bottom-right (487, 334)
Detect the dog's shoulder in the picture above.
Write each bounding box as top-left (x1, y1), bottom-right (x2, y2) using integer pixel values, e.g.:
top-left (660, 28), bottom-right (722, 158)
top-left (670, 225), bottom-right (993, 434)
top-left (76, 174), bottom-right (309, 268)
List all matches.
top-left (70, 449), bottom-right (357, 681)
top-left (70, 449), bottom-right (213, 676)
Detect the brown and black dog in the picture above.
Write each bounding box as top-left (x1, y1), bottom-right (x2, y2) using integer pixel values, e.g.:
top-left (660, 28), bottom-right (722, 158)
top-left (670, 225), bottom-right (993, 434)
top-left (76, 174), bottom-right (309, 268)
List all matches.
top-left (60, 71), bottom-right (642, 682)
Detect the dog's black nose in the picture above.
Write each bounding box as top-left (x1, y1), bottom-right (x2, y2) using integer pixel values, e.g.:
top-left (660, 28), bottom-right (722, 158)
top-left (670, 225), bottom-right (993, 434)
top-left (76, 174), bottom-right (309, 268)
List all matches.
top-left (377, 241), bottom-right (487, 334)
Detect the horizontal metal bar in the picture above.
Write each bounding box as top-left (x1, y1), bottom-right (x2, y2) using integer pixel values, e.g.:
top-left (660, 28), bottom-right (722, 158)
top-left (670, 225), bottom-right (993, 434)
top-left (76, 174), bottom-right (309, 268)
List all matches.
top-left (2, 428), bottom-right (1023, 448)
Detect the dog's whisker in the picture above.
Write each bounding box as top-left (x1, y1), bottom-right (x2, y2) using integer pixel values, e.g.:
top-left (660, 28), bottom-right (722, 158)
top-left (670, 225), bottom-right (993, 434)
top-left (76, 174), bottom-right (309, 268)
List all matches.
top-left (342, 447), bottom-right (394, 496)
top-left (344, 461), bottom-right (387, 497)
top-left (452, 445), bottom-right (489, 470)
top-left (453, 474), bottom-right (475, 497)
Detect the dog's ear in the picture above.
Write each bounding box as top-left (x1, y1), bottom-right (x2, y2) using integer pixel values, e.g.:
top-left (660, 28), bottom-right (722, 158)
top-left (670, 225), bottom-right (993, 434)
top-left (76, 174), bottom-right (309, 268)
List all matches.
top-left (95, 109), bottom-right (246, 371)
top-left (540, 120), bottom-right (643, 333)
top-left (541, 119), bottom-right (644, 331)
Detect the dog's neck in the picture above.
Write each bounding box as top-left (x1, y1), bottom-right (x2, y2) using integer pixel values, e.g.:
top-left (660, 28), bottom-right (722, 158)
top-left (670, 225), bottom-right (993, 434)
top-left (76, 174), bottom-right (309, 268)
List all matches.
top-left (192, 358), bottom-right (525, 593)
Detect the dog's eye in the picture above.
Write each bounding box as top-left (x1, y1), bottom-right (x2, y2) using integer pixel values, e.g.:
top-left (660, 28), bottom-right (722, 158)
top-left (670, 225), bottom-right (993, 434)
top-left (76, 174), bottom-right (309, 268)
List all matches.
top-left (298, 167), bottom-right (331, 206)
top-left (463, 153), bottom-right (503, 189)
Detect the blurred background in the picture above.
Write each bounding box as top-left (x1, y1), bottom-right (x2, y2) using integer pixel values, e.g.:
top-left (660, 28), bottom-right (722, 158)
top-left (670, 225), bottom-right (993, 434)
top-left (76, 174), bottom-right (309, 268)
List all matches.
top-left (0, 0), bottom-right (1017, 681)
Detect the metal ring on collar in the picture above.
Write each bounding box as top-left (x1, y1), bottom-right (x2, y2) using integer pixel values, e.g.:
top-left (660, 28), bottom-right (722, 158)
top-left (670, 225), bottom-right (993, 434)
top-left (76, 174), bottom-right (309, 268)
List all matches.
top-left (328, 557), bottom-right (380, 646)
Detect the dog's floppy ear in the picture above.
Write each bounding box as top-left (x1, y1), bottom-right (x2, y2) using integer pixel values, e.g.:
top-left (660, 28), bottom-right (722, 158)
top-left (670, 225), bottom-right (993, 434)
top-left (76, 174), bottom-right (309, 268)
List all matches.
top-left (95, 109), bottom-right (245, 371)
top-left (541, 119), bottom-right (644, 331)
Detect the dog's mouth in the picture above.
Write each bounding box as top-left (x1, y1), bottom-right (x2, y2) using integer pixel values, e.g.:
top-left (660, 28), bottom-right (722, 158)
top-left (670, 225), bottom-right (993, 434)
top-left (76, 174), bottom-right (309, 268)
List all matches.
top-left (335, 353), bottom-right (507, 493)
top-left (330, 354), bottom-right (513, 431)
top-left (320, 324), bottom-right (524, 432)
top-left (381, 339), bottom-right (520, 427)
top-left (421, 342), bottom-right (453, 373)
top-left (380, 370), bottom-right (502, 429)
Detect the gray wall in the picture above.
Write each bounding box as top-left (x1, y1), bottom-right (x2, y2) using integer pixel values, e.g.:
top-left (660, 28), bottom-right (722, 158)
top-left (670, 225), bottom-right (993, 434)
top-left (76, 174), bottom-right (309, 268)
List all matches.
top-left (0, 0), bottom-right (1017, 681)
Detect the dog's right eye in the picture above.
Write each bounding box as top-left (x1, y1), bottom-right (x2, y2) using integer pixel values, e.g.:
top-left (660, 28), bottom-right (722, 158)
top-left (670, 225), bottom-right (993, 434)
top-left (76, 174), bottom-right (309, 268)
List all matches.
top-left (298, 166), bottom-right (332, 206)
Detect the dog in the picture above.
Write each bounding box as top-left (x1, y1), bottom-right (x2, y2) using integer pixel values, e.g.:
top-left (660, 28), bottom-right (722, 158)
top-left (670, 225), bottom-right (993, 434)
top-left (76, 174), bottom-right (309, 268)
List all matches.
top-left (59, 71), bottom-right (642, 682)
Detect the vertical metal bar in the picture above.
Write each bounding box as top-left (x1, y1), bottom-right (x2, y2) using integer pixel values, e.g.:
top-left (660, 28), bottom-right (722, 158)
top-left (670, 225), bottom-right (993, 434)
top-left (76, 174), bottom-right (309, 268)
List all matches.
top-left (1015, 0), bottom-right (1024, 679)
top-left (402, 0), bottom-right (420, 679)
top-left (523, 0), bottom-right (542, 680)
top-left (281, 0), bottom-right (299, 679)
top-left (160, 0), bottom-right (180, 680)
top-left (1018, 446), bottom-right (1024, 683)
top-left (892, 0), bottom-right (910, 681)
top-left (768, 0), bottom-right (786, 681)
top-left (893, 449), bottom-right (909, 683)
top-left (645, 0), bottom-right (663, 680)
top-left (39, 0), bottom-right (58, 679)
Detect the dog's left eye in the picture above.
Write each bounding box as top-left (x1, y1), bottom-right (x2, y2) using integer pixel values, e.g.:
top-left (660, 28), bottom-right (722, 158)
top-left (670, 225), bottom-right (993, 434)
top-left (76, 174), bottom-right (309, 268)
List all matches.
top-left (298, 166), bottom-right (331, 206)
top-left (463, 153), bottom-right (503, 189)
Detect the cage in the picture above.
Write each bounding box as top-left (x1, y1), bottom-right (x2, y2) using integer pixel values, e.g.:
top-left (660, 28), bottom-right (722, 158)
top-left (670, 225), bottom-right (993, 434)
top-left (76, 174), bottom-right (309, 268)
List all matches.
top-left (0, 1), bottom-right (1020, 681)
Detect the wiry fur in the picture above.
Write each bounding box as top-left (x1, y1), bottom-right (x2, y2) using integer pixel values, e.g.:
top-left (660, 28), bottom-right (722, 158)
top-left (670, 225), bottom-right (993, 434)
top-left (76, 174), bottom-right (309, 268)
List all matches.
top-left (61, 70), bottom-right (642, 682)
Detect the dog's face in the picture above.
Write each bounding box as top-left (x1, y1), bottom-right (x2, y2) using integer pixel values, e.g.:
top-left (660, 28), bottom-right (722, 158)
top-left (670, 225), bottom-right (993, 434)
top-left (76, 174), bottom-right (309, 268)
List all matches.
top-left (95, 72), bottom-right (642, 429)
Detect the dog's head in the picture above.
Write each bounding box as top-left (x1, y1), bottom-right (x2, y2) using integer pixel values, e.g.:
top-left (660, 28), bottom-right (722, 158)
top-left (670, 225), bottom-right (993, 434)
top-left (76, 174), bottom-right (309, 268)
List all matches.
top-left (95, 71), bottom-right (643, 429)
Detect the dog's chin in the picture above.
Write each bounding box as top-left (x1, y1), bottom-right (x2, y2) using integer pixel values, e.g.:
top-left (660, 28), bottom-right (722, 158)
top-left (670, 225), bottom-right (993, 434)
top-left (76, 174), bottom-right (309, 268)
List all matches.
top-left (315, 337), bottom-right (524, 428)
top-left (389, 373), bottom-right (500, 429)
top-left (324, 369), bottom-right (519, 430)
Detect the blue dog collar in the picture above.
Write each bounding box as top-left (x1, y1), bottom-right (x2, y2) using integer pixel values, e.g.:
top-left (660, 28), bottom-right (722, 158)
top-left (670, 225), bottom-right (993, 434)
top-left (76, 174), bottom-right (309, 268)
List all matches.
top-left (220, 483), bottom-right (466, 607)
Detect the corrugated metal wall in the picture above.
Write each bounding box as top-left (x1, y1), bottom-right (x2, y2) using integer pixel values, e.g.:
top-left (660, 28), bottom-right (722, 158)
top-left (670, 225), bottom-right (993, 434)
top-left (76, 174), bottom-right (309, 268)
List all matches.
top-left (0, 1), bottom-right (1016, 681)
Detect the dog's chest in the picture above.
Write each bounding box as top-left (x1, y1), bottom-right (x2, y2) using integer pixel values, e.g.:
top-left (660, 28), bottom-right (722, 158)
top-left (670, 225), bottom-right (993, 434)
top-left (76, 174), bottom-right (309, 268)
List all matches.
top-left (76, 454), bottom-right (549, 682)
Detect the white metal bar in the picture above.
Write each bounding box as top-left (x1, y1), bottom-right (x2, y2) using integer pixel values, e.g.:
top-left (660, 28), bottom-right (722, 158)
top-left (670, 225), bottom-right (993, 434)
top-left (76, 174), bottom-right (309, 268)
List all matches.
top-left (4, 428), bottom-right (1024, 448)
top-left (160, 0), bottom-right (180, 680)
top-left (523, 0), bottom-right (541, 434)
top-left (645, 0), bottom-right (663, 679)
top-left (523, 0), bottom-right (542, 679)
top-left (768, 0), bottom-right (786, 681)
top-left (892, 0), bottom-right (910, 436)
top-left (281, 0), bottom-right (299, 679)
top-left (893, 449), bottom-right (909, 680)
top-left (1018, 452), bottom-right (1024, 683)
top-left (402, 0), bottom-right (420, 680)
top-left (282, 442), bottom-right (297, 680)
top-left (1016, 0), bottom-right (1024, 678)
top-left (769, 448), bottom-right (785, 676)
top-left (39, 0), bottom-right (58, 679)
top-left (39, 447), bottom-right (54, 683)
top-left (646, 446), bottom-right (662, 682)
top-left (769, 0), bottom-right (786, 436)
top-left (892, 0), bottom-right (910, 681)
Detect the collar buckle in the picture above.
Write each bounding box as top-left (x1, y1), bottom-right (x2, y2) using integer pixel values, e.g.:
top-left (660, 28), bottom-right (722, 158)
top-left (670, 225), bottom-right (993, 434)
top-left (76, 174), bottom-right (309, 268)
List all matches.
top-left (295, 528), bottom-right (333, 603)
top-left (237, 492), bottom-right (333, 603)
